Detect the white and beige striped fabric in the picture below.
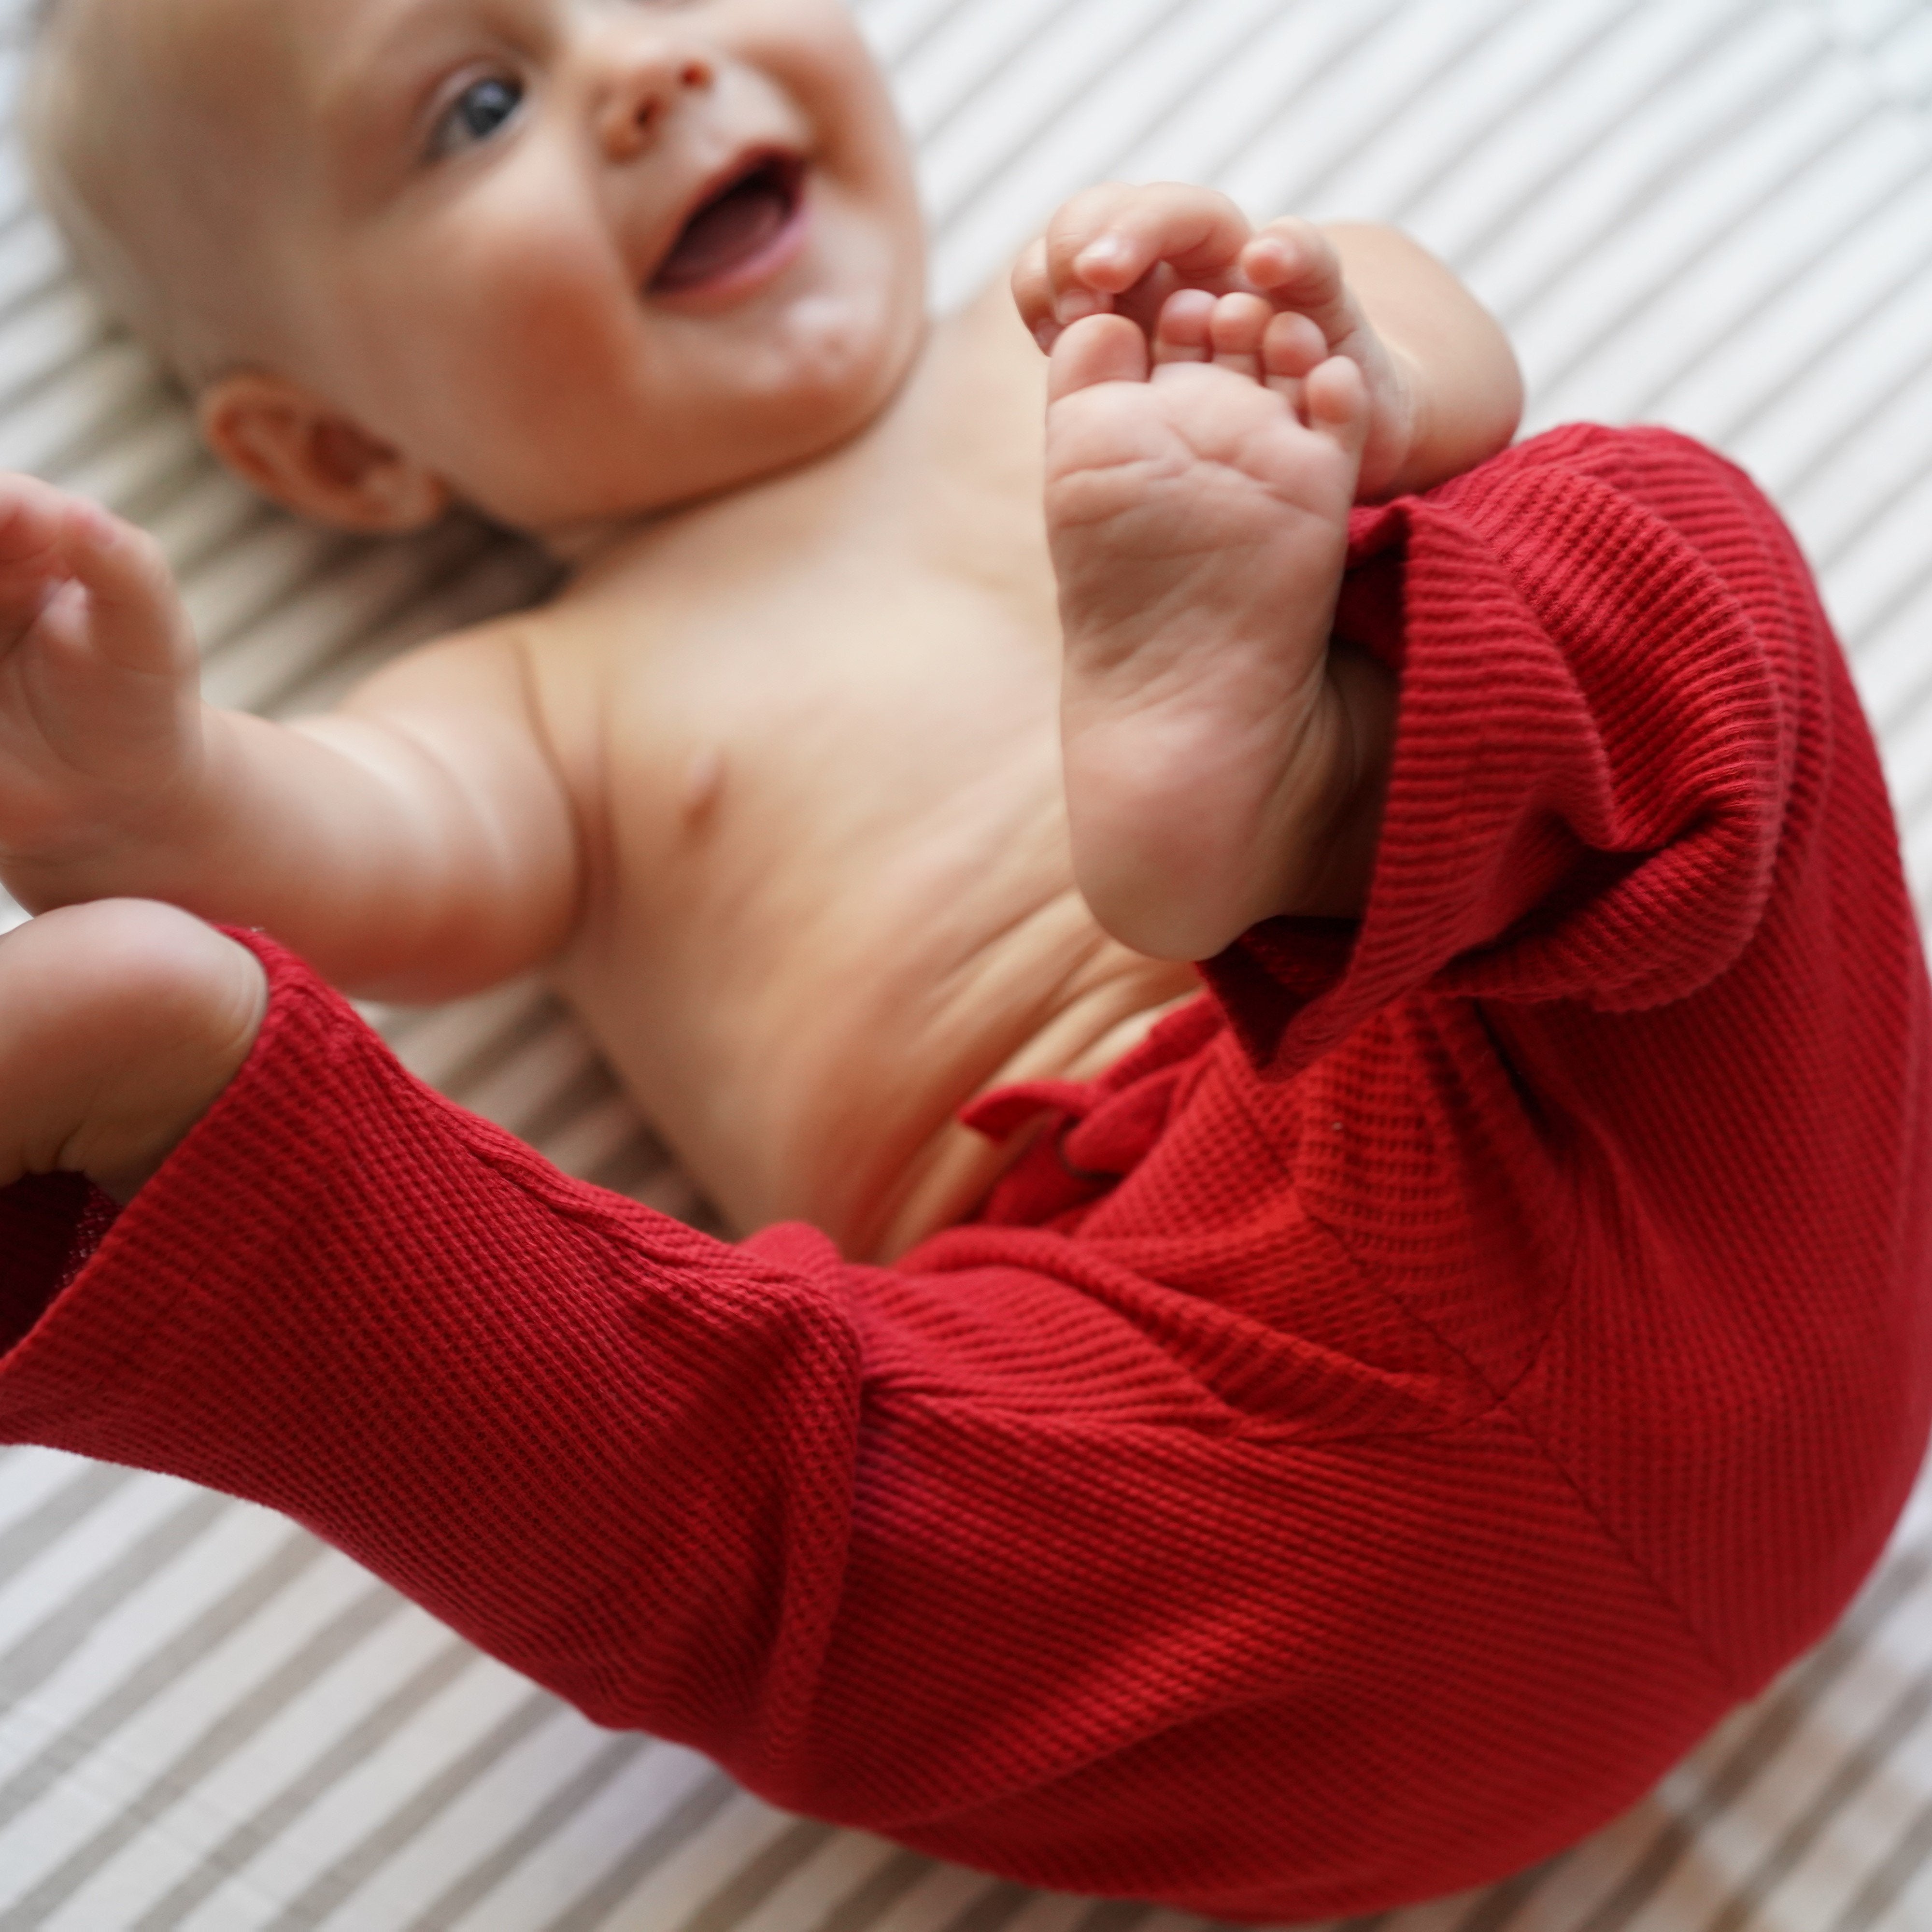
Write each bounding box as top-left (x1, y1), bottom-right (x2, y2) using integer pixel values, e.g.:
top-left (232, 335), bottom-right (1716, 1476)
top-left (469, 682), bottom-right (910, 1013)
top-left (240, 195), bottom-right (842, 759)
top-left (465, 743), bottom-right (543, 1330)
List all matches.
top-left (2, 0), bottom-right (1932, 1926)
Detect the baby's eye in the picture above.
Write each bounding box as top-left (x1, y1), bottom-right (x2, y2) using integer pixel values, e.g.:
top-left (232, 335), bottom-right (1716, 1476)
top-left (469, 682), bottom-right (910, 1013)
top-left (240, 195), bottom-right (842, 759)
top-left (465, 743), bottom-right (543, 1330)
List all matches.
top-left (429, 75), bottom-right (525, 158)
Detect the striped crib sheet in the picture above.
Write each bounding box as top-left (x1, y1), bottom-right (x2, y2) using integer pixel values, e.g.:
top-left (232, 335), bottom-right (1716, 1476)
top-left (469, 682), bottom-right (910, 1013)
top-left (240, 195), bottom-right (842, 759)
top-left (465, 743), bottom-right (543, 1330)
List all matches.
top-left (4, 0), bottom-right (1932, 1927)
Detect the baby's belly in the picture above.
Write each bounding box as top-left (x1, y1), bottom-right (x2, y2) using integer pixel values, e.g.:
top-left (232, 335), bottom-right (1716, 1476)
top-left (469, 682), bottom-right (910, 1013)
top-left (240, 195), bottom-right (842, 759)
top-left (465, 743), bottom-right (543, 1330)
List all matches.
top-left (542, 511), bottom-right (1196, 1255)
top-left (558, 783), bottom-right (1199, 1259)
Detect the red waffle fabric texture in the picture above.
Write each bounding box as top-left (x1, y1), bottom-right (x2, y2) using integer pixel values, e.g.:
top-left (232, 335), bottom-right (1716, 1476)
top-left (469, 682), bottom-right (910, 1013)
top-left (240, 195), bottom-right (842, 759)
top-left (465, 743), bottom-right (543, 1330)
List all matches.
top-left (2, 426), bottom-right (1929, 1922)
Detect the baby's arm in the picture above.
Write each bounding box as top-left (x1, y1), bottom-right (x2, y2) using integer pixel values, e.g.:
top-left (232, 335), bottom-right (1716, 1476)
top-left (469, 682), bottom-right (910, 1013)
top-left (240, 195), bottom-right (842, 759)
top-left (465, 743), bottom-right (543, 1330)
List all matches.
top-left (0, 475), bottom-right (580, 1001)
top-left (1013, 186), bottom-right (1521, 500)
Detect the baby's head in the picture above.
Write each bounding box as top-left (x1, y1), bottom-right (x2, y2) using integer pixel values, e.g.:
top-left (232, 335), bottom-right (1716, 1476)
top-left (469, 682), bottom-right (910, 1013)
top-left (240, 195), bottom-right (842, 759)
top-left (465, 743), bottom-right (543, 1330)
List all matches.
top-left (27, 0), bottom-right (928, 544)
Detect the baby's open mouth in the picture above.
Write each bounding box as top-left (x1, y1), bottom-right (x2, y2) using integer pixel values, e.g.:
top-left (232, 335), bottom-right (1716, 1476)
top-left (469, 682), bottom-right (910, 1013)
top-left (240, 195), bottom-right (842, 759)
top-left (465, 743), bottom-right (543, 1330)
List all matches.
top-left (651, 155), bottom-right (805, 294)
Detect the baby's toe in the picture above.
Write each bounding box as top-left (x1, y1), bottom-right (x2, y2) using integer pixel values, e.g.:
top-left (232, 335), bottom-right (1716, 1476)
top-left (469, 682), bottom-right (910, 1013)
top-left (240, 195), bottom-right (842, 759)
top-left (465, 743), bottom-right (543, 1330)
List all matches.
top-left (1047, 312), bottom-right (1152, 402)
top-left (1305, 355), bottom-right (1371, 462)
top-left (1151, 288), bottom-right (1217, 365)
top-left (1262, 311), bottom-right (1328, 396)
top-left (1208, 292), bottom-right (1273, 378)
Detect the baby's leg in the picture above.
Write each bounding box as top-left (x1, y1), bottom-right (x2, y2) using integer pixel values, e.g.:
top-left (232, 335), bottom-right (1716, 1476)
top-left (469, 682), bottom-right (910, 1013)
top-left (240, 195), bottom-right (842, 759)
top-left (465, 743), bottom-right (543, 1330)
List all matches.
top-left (0, 900), bottom-right (266, 1202)
top-left (1047, 292), bottom-right (1392, 961)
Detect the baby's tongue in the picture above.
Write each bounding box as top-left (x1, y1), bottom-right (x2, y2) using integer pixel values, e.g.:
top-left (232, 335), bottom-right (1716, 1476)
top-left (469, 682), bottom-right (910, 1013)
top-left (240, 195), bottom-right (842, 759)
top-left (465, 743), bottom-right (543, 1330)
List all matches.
top-left (653, 172), bottom-right (790, 291)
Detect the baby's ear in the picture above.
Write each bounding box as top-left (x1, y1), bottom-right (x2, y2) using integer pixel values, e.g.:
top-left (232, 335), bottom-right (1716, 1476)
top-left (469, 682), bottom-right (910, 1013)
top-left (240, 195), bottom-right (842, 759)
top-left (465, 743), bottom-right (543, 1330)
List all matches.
top-left (197, 373), bottom-right (450, 534)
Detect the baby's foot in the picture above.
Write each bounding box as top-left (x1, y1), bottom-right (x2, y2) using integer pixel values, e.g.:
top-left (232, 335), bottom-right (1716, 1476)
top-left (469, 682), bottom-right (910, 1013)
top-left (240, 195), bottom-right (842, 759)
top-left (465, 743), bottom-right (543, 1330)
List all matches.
top-left (1046, 291), bottom-right (1391, 961)
top-left (0, 899), bottom-right (266, 1203)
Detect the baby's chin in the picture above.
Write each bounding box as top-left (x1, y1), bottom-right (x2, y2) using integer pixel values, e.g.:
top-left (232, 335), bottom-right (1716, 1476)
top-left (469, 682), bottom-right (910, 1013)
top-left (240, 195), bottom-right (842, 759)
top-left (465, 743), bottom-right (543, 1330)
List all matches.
top-left (516, 312), bottom-right (929, 552)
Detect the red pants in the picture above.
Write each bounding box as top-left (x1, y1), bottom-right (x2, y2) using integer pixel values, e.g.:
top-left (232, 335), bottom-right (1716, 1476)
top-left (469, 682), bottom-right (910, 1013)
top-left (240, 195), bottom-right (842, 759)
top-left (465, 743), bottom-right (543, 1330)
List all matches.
top-left (4, 426), bottom-right (1929, 1921)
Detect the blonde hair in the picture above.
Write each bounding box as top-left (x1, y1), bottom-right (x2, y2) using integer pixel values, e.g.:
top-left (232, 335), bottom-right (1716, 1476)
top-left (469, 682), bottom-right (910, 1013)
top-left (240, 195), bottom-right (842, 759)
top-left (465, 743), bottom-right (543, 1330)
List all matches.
top-left (22, 0), bottom-right (275, 389)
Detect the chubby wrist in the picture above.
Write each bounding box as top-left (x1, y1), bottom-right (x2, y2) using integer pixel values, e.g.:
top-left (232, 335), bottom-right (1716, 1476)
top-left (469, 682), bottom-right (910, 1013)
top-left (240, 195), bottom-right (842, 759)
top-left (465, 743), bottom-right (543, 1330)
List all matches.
top-left (0, 702), bottom-right (227, 914)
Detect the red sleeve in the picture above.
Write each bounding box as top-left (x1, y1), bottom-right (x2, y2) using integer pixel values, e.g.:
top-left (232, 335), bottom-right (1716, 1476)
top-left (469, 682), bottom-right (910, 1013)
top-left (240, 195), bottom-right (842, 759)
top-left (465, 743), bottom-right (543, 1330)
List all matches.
top-left (1204, 423), bottom-right (1818, 1071)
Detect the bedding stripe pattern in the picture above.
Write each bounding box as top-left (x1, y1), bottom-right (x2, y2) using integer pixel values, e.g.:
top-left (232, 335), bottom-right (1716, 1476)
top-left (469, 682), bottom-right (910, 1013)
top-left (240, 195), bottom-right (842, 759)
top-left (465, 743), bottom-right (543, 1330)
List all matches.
top-left (2, 0), bottom-right (1931, 1926)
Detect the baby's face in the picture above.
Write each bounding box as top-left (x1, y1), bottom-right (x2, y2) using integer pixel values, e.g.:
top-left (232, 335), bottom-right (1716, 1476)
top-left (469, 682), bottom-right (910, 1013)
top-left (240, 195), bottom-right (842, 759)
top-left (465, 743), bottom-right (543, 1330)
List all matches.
top-left (172, 0), bottom-right (927, 536)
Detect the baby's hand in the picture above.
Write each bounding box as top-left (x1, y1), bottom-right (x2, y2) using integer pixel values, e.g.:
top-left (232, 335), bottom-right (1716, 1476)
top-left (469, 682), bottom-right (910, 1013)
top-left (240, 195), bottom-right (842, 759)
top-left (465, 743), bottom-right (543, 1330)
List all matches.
top-left (1013, 182), bottom-right (1256, 339)
top-left (1013, 185), bottom-right (1420, 499)
top-left (0, 475), bottom-right (205, 901)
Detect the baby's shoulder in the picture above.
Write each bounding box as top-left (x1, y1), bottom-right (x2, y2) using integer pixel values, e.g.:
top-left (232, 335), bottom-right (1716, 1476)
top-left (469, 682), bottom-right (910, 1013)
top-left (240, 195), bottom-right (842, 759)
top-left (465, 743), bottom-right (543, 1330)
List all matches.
top-left (335, 606), bottom-right (567, 736)
top-left (332, 602), bottom-right (619, 833)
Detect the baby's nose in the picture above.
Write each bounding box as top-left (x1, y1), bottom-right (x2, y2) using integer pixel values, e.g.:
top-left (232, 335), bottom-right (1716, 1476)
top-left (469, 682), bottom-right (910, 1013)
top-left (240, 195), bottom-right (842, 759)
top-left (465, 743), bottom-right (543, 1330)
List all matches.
top-left (597, 42), bottom-right (714, 160)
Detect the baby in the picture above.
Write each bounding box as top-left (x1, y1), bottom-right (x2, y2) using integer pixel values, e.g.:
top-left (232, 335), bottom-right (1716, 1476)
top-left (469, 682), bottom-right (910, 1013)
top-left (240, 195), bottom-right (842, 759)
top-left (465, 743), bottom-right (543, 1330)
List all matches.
top-left (1, 0), bottom-right (1930, 1923)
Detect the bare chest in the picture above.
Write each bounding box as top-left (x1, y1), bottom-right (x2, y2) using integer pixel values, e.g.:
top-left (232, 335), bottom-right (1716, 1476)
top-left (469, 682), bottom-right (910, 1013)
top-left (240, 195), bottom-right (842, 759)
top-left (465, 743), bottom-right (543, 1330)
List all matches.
top-left (558, 298), bottom-right (1068, 919)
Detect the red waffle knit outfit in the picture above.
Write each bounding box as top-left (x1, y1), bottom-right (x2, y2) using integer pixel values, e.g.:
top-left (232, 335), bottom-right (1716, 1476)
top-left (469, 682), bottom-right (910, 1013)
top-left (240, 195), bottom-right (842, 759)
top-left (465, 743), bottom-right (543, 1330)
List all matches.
top-left (1, 426), bottom-right (1929, 1921)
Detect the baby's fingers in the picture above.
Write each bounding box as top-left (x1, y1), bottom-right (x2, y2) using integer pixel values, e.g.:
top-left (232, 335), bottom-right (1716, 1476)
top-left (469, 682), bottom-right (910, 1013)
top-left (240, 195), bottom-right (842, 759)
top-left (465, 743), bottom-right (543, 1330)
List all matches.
top-left (1012, 237), bottom-right (1065, 350)
top-left (63, 506), bottom-right (194, 680)
top-left (1239, 219), bottom-right (1358, 349)
top-left (0, 475), bottom-right (84, 644)
top-left (0, 478), bottom-right (191, 681)
top-left (1046, 182), bottom-right (1250, 315)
